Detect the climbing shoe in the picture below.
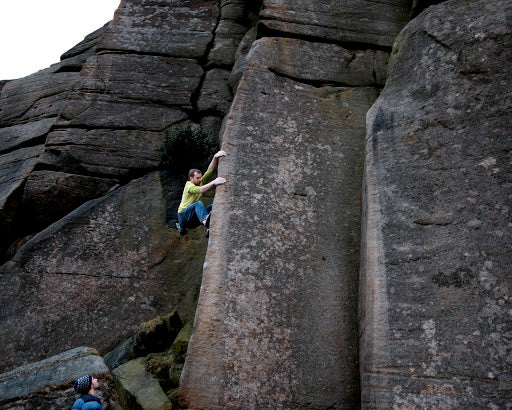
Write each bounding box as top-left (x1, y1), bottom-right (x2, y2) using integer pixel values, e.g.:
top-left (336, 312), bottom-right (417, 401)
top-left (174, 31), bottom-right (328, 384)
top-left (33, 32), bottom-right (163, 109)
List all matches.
top-left (203, 212), bottom-right (211, 228)
top-left (176, 222), bottom-right (187, 235)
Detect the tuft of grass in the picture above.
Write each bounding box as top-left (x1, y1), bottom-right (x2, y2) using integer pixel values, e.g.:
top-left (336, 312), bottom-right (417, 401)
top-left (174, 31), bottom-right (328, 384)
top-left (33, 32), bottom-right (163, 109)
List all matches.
top-left (160, 125), bottom-right (218, 176)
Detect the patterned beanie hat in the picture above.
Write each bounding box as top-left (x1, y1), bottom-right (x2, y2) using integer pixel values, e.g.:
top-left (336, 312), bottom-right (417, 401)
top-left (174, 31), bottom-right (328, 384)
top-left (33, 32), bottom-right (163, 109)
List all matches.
top-left (74, 375), bottom-right (92, 394)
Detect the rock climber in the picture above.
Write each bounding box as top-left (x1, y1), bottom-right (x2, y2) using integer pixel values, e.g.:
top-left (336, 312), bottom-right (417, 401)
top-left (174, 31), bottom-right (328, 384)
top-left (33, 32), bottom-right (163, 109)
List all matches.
top-left (71, 375), bottom-right (103, 410)
top-left (176, 150), bottom-right (227, 237)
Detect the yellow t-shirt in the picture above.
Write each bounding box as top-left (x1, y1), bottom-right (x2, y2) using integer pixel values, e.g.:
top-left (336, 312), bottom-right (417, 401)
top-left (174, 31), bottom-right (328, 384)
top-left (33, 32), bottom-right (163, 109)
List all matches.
top-left (177, 169), bottom-right (213, 213)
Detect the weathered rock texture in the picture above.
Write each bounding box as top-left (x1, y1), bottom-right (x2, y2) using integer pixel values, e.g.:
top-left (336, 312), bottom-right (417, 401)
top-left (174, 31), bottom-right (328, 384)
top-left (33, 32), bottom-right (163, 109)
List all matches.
top-left (104, 311), bottom-right (183, 371)
top-left (0, 0), bottom-right (253, 263)
top-left (0, 172), bottom-right (207, 371)
top-left (258, 0), bottom-right (409, 47)
top-left (360, 0), bottom-right (512, 407)
top-left (113, 358), bottom-right (172, 410)
top-left (1, 0), bottom-right (511, 407)
top-left (0, 0), bottom-right (253, 375)
top-left (179, 1), bottom-right (409, 408)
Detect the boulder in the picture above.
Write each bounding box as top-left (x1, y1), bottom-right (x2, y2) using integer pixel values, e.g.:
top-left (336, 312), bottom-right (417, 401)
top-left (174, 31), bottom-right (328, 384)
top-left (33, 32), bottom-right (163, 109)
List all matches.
top-left (40, 128), bottom-right (164, 177)
top-left (98, 0), bottom-right (219, 58)
top-left (104, 338), bottom-right (138, 373)
top-left (0, 347), bottom-right (114, 408)
top-left (360, 0), bottom-right (512, 407)
top-left (258, 0), bottom-right (410, 48)
top-left (104, 311), bottom-right (183, 370)
top-left (0, 171), bottom-right (208, 373)
top-left (72, 53), bottom-right (203, 108)
top-left (113, 358), bottom-right (171, 410)
top-left (179, 37), bottom-right (379, 408)
top-left (20, 170), bottom-right (119, 232)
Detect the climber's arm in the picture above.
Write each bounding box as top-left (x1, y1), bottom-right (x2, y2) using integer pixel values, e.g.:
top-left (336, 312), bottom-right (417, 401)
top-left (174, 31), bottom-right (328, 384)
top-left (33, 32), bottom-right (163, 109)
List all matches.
top-left (199, 177), bottom-right (226, 194)
top-left (207, 150), bottom-right (227, 172)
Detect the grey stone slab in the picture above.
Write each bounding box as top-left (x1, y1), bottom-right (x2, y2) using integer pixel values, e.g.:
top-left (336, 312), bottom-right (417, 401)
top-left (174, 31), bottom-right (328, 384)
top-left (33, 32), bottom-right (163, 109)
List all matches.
top-left (56, 93), bottom-right (187, 130)
top-left (0, 71), bottom-right (77, 126)
top-left (76, 53), bottom-right (203, 107)
top-left (98, 0), bottom-right (219, 58)
top-left (0, 347), bottom-right (108, 402)
top-left (360, 0), bottom-right (512, 407)
top-left (112, 358), bottom-right (171, 410)
top-left (0, 145), bottom-right (44, 211)
top-left (42, 128), bottom-right (163, 177)
top-left (259, 0), bottom-right (410, 48)
top-left (247, 37), bottom-right (390, 86)
top-left (0, 118), bottom-right (55, 153)
top-left (21, 170), bottom-right (118, 231)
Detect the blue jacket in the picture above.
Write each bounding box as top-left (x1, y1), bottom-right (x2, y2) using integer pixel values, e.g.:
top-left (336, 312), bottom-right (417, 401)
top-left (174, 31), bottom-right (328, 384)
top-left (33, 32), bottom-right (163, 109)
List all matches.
top-left (71, 394), bottom-right (103, 410)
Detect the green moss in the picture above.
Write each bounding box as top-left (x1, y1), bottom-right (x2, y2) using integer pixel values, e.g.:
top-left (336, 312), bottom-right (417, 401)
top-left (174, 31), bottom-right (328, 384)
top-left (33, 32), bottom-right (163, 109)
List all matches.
top-left (169, 320), bottom-right (193, 362)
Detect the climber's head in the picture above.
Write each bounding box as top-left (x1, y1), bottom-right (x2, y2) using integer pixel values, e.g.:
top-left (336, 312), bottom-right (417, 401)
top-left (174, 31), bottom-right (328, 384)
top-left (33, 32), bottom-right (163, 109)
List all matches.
top-left (188, 169), bottom-right (202, 186)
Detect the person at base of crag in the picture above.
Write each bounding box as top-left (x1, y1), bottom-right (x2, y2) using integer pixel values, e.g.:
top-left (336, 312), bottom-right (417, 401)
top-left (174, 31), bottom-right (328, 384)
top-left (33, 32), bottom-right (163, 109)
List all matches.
top-left (176, 150), bottom-right (227, 237)
top-left (71, 375), bottom-right (103, 410)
